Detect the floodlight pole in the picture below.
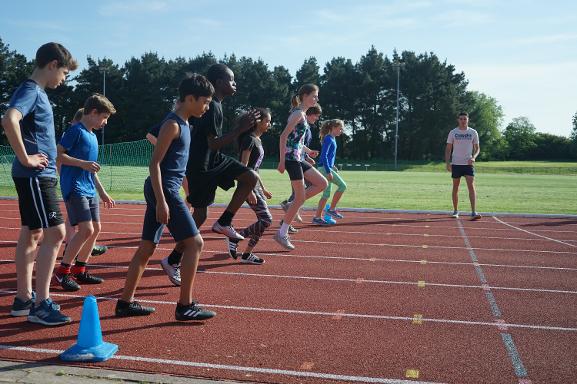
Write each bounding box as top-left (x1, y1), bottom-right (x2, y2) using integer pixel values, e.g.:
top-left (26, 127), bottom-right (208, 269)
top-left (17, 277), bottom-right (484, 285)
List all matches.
top-left (393, 61), bottom-right (401, 170)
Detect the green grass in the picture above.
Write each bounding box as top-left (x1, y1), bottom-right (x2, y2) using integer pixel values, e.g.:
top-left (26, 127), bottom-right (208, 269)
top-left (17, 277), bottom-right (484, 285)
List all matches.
top-left (2, 165), bottom-right (575, 215)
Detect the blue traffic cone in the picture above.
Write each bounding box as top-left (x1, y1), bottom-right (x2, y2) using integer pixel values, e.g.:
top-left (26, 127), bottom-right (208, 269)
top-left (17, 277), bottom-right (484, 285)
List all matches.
top-left (60, 295), bottom-right (118, 362)
top-left (324, 204), bottom-right (336, 225)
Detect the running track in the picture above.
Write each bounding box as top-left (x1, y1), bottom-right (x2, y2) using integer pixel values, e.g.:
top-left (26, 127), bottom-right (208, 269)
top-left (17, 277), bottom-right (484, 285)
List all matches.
top-left (0, 200), bottom-right (576, 384)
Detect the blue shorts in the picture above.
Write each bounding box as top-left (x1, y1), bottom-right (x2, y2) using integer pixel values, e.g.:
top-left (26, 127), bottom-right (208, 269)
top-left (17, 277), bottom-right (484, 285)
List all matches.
top-left (65, 194), bottom-right (100, 226)
top-left (451, 164), bottom-right (475, 178)
top-left (142, 178), bottom-right (199, 244)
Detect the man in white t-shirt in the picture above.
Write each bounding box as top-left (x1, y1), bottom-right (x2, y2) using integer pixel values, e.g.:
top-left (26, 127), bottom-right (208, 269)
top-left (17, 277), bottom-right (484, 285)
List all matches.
top-left (445, 112), bottom-right (482, 220)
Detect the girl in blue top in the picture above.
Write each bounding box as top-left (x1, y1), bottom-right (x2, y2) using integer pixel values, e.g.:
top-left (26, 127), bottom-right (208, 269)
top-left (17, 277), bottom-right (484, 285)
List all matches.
top-left (275, 84), bottom-right (328, 250)
top-left (313, 119), bottom-right (347, 224)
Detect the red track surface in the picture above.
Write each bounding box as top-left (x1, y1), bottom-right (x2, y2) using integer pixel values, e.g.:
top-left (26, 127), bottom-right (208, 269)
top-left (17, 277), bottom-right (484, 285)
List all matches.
top-left (1, 200), bottom-right (576, 383)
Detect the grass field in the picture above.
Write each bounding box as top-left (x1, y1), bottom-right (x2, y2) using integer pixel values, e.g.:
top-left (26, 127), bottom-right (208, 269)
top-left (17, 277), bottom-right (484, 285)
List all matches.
top-left (2, 163), bottom-right (576, 215)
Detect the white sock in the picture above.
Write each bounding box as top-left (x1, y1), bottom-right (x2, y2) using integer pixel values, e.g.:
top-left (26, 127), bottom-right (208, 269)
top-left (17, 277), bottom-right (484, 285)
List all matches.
top-left (279, 223), bottom-right (290, 237)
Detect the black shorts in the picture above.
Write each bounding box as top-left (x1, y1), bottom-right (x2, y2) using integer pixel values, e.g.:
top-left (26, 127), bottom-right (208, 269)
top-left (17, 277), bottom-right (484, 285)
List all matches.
top-left (451, 164), bottom-right (475, 179)
top-left (13, 177), bottom-right (64, 230)
top-left (186, 154), bottom-right (250, 208)
top-left (285, 159), bottom-right (312, 181)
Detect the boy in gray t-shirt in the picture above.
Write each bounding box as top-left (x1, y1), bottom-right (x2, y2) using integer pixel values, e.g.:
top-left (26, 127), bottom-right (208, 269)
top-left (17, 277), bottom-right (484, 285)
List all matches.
top-left (444, 112), bottom-right (481, 220)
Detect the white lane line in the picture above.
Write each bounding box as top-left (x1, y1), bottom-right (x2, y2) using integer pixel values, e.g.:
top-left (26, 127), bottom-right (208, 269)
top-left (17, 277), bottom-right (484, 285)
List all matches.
top-left (0, 344), bottom-right (443, 384)
top-left (493, 216), bottom-right (577, 248)
top-left (1, 290), bottom-right (575, 333)
top-left (1, 259), bottom-right (575, 295)
top-left (1, 225), bottom-right (570, 243)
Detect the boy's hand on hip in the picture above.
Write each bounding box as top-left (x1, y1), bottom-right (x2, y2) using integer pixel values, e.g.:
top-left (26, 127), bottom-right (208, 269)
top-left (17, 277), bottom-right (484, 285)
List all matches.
top-left (24, 153), bottom-right (48, 169)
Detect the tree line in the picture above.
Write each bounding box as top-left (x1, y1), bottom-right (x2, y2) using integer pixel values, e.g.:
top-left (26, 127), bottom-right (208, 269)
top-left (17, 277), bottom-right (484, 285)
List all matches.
top-left (1, 37), bottom-right (576, 161)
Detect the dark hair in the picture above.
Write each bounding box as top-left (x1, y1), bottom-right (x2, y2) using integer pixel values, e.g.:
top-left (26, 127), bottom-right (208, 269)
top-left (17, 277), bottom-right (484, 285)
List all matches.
top-left (178, 73), bottom-right (214, 101)
top-left (306, 104), bottom-right (322, 116)
top-left (35, 42), bottom-right (78, 70)
top-left (458, 112), bottom-right (469, 117)
top-left (291, 84), bottom-right (319, 108)
top-left (206, 63), bottom-right (231, 86)
top-left (237, 107), bottom-right (271, 148)
top-left (83, 94), bottom-right (116, 115)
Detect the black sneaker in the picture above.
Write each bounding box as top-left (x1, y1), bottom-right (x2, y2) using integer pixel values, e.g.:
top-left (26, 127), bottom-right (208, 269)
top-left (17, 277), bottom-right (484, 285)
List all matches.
top-left (241, 253), bottom-right (265, 265)
top-left (54, 272), bottom-right (80, 291)
top-left (115, 300), bottom-right (155, 317)
top-left (74, 271), bottom-right (104, 284)
top-left (91, 244), bottom-right (108, 256)
top-left (175, 302), bottom-right (216, 321)
top-left (227, 238), bottom-right (239, 259)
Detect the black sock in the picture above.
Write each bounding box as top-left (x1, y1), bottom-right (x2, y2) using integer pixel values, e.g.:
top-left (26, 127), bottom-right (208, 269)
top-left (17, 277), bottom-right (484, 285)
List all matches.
top-left (242, 252), bottom-right (251, 259)
top-left (75, 261), bottom-right (87, 267)
top-left (167, 249), bottom-right (183, 265)
top-left (217, 210), bottom-right (234, 226)
top-left (60, 262), bottom-right (71, 268)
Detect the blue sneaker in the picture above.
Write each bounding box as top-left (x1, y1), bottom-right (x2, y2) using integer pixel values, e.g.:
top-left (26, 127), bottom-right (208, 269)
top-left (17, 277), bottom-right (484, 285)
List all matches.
top-left (312, 217), bottom-right (332, 226)
top-left (28, 298), bottom-right (71, 326)
top-left (326, 209), bottom-right (344, 219)
top-left (10, 295), bottom-right (34, 317)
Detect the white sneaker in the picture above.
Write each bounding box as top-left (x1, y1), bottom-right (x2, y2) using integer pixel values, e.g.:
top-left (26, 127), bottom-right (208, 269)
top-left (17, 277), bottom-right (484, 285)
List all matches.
top-left (212, 222), bottom-right (244, 240)
top-left (161, 257), bottom-right (181, 286)
top-left (273, 232), bottom-right (295, 250)
top-left (451, 211), bottom-right (459, 218)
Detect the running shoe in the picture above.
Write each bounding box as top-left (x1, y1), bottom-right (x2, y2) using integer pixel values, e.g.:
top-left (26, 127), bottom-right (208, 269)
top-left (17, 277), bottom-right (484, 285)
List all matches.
top-left (241, 253), bottom-right (265, 265)
top-left (10, 295), bottom-right (34, 317)
top-left (273, 232), bottom-right (295, 250)
top-left (451, 211), bottom-right (459, 218)
top-left (212, 222), bottom-right (244, 240)
top-left (91, 244), bottom-right (108, 256)
top-left (28, 298), bottom-right (71, 326)
top-left (227, 238), bottom-right (239, 259)
top-left (161, 257), bottom-right (181, 286)
top-left (471, 212), bottom-right (482, 220)
top-left (326, 209), bottom-right (344, 219)
top-left (115, 300), bottom-right (155, 317)
top-left (175, 302), bottom-right (216, 321)
top-left (312, 217), bottom-right (332, 226)
top-left (53, 272), bottom-right (80, 292)
top-left (74, 271), bottom-right (104, 284)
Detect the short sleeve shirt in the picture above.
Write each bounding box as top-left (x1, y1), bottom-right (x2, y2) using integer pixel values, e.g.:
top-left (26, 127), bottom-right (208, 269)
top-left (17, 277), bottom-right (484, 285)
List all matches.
top-left (9, 79), bottom-right (57, 178)
top-left (447, 127), bottom-right (479, 165)
top-left (239, 133), bottom-right (264, 172)
top-left (59, 123), bottom-right (99, 200)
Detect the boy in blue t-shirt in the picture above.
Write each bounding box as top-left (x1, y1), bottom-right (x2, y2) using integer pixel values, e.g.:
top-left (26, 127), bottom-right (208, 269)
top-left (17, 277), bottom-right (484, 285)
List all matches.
top-left (55, 94), bottom-right (116, 291)
top-left (1, 42), bottom-right (78, 326)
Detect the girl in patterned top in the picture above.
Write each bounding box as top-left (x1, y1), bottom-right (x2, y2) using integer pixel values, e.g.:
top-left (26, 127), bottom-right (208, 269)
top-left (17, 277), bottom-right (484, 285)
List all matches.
top-left (274, 84), bottom-right (328, 250)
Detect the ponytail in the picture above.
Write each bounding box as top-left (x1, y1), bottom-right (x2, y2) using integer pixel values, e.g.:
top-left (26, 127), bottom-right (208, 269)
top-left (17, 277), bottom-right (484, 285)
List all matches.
top-left (319, 119), bottom-right (344, 141)
top-left (291, 83), bottom-right (319, 109)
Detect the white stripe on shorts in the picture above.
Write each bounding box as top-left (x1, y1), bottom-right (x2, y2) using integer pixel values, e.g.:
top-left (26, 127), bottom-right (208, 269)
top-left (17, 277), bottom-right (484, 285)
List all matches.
top-left (30, 178), bottom-right (49, 228)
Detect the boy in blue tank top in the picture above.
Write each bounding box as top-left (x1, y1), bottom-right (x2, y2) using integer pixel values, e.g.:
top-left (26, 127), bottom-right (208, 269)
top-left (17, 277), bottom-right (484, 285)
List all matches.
top-left (116, 74), bottom-right (217, 321)
top-left (55, 94), bottom-right (116, 292)
top-left (2, 42), bottom-right (78, 326)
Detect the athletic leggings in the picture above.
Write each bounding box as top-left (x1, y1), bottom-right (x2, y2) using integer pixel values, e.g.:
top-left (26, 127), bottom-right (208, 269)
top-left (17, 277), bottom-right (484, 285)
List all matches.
top-left (240, 186), bottom-right (273, 248)
top-left (319, 167), bottom-right (347, 199)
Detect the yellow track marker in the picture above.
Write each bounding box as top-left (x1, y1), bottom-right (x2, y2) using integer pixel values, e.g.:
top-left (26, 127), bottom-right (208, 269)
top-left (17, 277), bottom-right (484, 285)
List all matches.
top-left (355, 277), bottom-right (364, 284)
top-left (300, 361), bottom-right (315, 370)
top-left (405, 369), bottom-right (420, 379)
top-left (417, 280), bottom-right (426, 288)
top-left (422, 245), bottom-right (428, 248)
top-left (412, 314), bottom-right (423, 324)
top-left (420, 259), bottom-right (427, 264)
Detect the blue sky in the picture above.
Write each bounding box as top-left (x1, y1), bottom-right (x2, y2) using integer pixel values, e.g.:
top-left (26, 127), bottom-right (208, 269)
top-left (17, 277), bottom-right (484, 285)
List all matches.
top-left (2, 0), bottom-right (576, 137)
